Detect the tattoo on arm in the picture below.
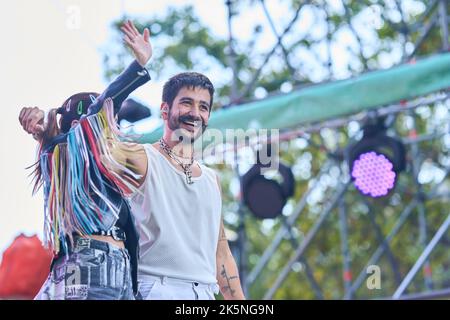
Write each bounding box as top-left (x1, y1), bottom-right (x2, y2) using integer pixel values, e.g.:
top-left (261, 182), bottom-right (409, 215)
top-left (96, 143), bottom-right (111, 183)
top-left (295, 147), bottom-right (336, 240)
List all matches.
top-left (220, 264), bottom-right (239, 297)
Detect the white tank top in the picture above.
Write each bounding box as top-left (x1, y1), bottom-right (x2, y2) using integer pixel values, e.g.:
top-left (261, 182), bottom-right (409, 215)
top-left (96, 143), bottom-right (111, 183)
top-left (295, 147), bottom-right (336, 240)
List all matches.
top-left (129, 144), bottom-right (222, 284)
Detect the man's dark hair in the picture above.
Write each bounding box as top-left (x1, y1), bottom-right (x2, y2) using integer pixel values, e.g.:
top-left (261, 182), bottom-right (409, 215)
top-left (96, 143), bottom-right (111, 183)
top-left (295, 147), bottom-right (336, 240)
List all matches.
top-left (162, 72), bottom-right (214, 111)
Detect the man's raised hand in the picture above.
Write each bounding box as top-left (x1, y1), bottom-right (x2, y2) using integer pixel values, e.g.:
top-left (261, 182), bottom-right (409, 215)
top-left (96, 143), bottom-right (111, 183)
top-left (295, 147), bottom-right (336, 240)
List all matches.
top-left (120, 20), bottom-right (152, 67)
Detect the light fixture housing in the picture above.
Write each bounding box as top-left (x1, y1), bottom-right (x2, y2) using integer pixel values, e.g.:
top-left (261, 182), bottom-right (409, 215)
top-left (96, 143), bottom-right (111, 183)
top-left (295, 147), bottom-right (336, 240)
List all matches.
top-left (242, 161), bottom-right (295, 219)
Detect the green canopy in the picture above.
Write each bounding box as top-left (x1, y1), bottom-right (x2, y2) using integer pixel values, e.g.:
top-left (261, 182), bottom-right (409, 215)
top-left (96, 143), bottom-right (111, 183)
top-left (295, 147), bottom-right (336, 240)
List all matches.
top-left (138, 53), bottom-right (450, 143)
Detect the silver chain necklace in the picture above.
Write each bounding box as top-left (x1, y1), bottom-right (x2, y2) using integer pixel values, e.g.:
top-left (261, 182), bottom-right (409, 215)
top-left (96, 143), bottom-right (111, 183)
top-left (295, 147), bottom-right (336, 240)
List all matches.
top-left (159, 138), bottom-right (194, 184)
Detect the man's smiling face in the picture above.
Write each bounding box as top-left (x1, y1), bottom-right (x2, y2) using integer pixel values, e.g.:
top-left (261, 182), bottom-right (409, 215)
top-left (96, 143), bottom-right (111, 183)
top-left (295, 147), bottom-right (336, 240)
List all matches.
top-left (164, 86), bottom-right (211, 142)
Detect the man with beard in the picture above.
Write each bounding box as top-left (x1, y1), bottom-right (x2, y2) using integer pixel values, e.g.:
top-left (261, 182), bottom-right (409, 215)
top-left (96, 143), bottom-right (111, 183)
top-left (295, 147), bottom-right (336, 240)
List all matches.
top-left (128, 72), bottom-right (245, 300)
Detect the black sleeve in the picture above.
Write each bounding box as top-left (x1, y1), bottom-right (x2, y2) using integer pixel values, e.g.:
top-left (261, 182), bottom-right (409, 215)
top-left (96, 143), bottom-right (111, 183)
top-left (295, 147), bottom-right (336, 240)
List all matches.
top-left (86, 60), bottom-right (151, 116)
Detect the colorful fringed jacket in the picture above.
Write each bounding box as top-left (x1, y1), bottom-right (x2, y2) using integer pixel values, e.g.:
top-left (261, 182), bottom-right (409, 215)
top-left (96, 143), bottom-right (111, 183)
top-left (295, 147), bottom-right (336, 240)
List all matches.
top-left (38, 60), bottom-right (151, 256)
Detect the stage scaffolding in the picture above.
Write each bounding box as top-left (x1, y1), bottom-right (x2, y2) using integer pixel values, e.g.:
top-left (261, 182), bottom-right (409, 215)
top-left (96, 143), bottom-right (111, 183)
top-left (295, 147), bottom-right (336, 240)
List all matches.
top-left (221, 0), bottom-right (450, 299)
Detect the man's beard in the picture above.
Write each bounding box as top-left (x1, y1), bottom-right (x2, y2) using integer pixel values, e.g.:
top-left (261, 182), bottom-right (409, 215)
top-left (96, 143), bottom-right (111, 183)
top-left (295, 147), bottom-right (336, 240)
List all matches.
top-left (168, 111), bottom-right (207, 144)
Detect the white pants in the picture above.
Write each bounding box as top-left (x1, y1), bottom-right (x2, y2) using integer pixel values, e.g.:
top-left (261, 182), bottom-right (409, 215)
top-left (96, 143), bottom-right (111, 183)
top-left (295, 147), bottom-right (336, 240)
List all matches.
top-left (138, 274), bottom-right (219, 300)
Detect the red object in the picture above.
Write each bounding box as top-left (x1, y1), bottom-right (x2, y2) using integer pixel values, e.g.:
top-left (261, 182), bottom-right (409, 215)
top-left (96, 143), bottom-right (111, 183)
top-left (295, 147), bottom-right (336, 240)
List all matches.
top-left (409, 129), bottom-right (418, 139)
top-left (0, 234), bottom-right (52, 299)
top-left (343, 270), bottom-right (352, 282)
top-left (423, 264), bottom-right (433, 277)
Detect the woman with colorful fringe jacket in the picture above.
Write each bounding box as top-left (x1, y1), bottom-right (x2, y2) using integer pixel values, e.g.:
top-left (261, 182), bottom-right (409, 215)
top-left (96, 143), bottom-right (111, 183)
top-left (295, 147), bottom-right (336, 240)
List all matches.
top-left (18, 21), bottom-right (151, 300)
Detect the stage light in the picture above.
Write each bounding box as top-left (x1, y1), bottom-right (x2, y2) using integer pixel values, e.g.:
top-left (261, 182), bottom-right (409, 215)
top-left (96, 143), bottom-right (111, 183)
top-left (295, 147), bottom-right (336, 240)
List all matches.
top-left (242, 162), bottom-right (295, 219)
top-left (346, 118), bottom-right (406, 198)
top-left (118, 98), bottom-right (151, 123)
top-left (351, 151), bottom-right (396, 197)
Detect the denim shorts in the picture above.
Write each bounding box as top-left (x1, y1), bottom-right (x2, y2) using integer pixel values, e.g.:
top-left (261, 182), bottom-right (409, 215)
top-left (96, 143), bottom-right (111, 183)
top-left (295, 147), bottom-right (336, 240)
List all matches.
top-left (35, 237), bottom-right (134, 300)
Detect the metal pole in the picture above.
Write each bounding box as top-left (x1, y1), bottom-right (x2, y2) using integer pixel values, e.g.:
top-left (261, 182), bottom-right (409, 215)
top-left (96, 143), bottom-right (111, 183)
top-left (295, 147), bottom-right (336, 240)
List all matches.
top-left (408, 0), bottom-right (439, 32)
top-left (237, 204), bottom-right (247, 297)
top-left (237, 0), bottom-right (310, 101)
top-left (338, 197), bottom-right (352, 299)
top-left (393, 211), bottom-right (450, 299)
top-left (418, 202), bottom-right (434, 290)
top-left (438, 0), bottom-right (449, 51)
top-left (233, 143), bottom-right (248, 297)
top-left (299, 257), bottom-right (325, 300)
top-left (225, 0), bottom-right (239, 104)
top-left (284, 222), bottom-right (325, 299)
top-left (410, 111), bottom-right (433, 290)
top-left (264, 180), bottom-right (351, 300)
top-left (392, 0), bottom-right (411, 61)
top-left (365, 200), bottom-right (403, 287)
top-left (345, 198), bottom-right (419, 299)
top-left (324, 4), bottom-right (334, 80)
top-left (259, 0), bottom-right (297, 80)
top-left (385, 287), bottom-right (450, 300)
top-left (341, 0), bottom-right (369, 70)
top-left (408, 9), bottom-right (439, 59)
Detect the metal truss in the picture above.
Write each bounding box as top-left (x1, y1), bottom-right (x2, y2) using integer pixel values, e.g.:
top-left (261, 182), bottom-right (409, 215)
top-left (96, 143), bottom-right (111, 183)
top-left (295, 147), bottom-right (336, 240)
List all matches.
top-left (223, 0), bottom-right (450, 299)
